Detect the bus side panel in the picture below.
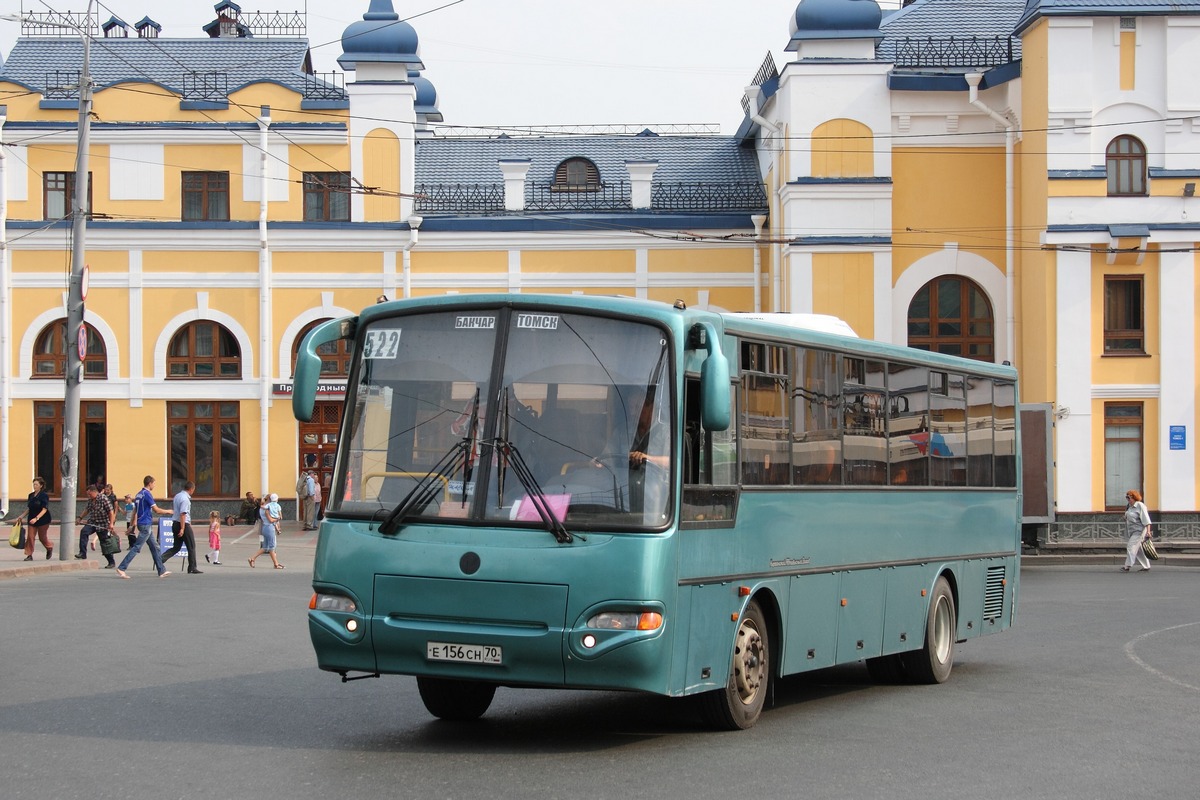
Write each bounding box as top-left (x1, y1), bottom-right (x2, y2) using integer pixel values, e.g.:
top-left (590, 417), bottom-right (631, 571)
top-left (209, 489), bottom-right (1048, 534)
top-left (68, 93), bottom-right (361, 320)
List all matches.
top-left (836, 569), bottom-right (887, 663)
top-left (881, 565), bottom-right (930, 657)
top-left (781, 571), bottom-right (839, 675)
top-left (680, 583), bottom-right (744, 694)
top-left (953, 561), bottom-right (985, 640)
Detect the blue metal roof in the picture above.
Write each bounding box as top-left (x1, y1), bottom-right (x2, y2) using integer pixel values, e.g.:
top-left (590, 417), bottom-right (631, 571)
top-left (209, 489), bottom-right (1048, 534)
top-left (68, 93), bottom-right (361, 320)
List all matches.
top-left (0, 36), bottom-right (317, 96)
top-left (414, 135), bottom-right (762, 186)
top-left (877, 0), bottom-right (1026, 63)
top-left (1017, 0), bottom-right (1200, 33)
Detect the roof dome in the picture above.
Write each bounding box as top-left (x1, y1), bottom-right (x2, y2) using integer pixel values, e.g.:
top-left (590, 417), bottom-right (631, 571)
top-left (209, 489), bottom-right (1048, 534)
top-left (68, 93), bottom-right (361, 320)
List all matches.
top-left (787, 0), bottom-right (883, 48)
top-left (408, 70), bottom-right (443, 122)
top-left (338, 0), bottom-right (423, 71)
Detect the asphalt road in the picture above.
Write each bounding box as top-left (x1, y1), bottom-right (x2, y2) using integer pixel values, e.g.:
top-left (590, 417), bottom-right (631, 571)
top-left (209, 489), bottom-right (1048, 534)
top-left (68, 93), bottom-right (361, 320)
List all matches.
top-left (1, 547), bottom-right (1197, 800)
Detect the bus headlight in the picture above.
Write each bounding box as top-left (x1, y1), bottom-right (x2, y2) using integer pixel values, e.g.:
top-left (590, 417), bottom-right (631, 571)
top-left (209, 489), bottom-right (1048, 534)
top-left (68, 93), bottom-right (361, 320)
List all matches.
top-left (310, 592), bottom-right (357, 613)
top-left (586, 611), bottom-right (663, 631)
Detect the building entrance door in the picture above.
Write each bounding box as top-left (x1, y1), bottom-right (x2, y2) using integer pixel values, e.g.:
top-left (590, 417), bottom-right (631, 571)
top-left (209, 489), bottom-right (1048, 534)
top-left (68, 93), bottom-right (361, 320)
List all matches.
top-left (299, 402), bottom-right (341, 518)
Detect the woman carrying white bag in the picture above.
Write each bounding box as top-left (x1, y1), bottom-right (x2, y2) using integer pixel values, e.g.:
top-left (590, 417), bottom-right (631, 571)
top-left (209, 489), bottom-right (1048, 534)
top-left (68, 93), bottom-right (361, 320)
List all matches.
top-left (1121, 489), bottom-right (1153, 573)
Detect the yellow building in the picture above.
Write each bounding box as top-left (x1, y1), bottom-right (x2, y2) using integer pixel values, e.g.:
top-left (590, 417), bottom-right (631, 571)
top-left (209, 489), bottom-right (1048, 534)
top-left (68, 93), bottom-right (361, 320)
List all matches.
top-left (748, 0), bottom-right (1200, 540)
top-left (0, 1), bottom-right (767, 515)
top-left (3, 0), bottom-right (1199, 540)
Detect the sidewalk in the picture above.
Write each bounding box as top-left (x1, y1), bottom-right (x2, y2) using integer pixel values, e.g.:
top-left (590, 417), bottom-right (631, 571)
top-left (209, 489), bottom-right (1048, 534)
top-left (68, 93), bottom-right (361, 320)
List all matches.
top-left (1, 522), bottom-right (318, 581)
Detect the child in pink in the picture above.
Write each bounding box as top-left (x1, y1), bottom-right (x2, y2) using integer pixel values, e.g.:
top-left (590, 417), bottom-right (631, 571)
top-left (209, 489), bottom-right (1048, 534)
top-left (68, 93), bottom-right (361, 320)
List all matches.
top-left (206, 511), bottom-right (222, 565)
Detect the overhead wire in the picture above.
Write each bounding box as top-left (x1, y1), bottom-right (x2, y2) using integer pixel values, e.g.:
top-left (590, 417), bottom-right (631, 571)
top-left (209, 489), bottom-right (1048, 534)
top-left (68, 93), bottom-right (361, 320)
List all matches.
top-left (6, 2), bottom-right (1199, 247)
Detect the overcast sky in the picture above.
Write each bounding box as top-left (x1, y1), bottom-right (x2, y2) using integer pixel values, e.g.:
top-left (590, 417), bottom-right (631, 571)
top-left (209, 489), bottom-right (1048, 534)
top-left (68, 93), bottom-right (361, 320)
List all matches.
top-left (1, 0), bottom-right (904, 133)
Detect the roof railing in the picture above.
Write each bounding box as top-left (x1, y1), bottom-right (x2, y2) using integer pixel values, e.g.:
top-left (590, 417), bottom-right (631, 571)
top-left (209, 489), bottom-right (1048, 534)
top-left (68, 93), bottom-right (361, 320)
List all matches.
top-left (241, 9), bottom-right (307, 37)
top-left (304, 72), bottom-right (347, 101)
top-left (45, 70), bottom-right (82, 99)
top-left (880, 35), bottom-right (1017, 69)
top-left (414, 180), bottom-right (769, 214)
top-left (15, 9), bottom-right (99, 37)
top-left (182, 71), bottom-right (230, 101)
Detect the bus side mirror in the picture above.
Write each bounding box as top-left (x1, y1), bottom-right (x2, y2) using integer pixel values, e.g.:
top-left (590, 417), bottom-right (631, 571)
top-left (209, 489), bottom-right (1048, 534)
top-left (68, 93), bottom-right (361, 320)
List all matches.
top-left (694, 322), bottom-right (731, 432)
top-left (293, 316), bottom-right (355, 422)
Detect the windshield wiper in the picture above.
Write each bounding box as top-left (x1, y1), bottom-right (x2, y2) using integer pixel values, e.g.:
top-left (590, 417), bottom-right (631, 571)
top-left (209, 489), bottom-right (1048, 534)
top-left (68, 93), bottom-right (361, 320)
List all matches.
top-left (377, 443), bottom-right (468, 535)
top-left (379, 389), bottom-right (480, 536)
top-left (493, 433), bottom-right (576, 545)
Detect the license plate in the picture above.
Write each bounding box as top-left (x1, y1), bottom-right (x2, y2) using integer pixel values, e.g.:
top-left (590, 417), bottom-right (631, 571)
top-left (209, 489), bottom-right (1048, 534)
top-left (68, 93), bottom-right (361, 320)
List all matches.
top-left (426, 641), bottom-right (503, 665)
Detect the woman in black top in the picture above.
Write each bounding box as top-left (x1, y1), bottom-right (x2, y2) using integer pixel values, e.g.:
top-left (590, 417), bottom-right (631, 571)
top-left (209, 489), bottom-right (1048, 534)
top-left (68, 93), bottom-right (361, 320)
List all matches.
top-left (17, 476), bottom-right (53, 561)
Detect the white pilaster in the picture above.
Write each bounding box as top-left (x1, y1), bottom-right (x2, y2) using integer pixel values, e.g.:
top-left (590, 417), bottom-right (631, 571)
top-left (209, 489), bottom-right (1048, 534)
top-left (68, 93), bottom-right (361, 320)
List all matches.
top-left (786, 250), bottom-right (813, 313)
top-left (1055, 249), bottom-right (1093, 511)
top-left (508, 250), bottom-right (521, 293)
top-left (128, 250), bottom-right (144, 407)
top-left (873, 250), bottom-right (892, 343)
top-left (635, 249), bottom-right (648, 299)
top-left (1158, 249), bottom-right (1196, 510)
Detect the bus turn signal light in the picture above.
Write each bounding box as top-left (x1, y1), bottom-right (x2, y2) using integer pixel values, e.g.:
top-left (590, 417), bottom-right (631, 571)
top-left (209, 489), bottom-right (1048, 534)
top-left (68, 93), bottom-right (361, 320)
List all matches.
top-left (587, 611), bottom-right (663, 631)
top-left (312, 593), bottom-right (357, 613)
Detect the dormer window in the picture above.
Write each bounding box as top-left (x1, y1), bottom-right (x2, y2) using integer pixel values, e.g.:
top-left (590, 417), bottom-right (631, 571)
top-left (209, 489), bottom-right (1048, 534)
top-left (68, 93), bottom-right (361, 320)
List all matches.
top-left (553, 158), bottom-right (600, 192)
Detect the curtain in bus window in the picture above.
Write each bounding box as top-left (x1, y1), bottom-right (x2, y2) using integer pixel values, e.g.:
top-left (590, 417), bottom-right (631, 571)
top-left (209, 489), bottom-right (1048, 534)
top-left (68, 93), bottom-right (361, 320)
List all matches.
top-left (966, 377), bottom-right (995, 487)
top-left (792, 348), bottom-right (841, 485)
top-left (741, 372), bottom-right (790, 485)
top-left (340, 311), bottom-right (497, 516)
top-left (929, 372), bottom-right (967, 487)
top-left (993, 382), bottom-right (1017, 487)
top-left (842, 358), bottom-right (887, 485)
top-left (887, 363), bottom-right (929, 486)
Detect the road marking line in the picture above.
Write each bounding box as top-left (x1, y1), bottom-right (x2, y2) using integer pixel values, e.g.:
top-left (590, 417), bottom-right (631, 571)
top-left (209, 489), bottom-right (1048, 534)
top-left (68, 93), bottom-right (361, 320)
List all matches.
top-left (1124, 621), bottom-right (1200, 693)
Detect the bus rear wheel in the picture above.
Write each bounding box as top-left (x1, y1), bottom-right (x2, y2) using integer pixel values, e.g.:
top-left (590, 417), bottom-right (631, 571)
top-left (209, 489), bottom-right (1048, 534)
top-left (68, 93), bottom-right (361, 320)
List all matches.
top-left (905, 576), bottom-right (956, 684)
top-left (699, 599), bottom-right (770, 730)
top-left (416, 677), bottom-right (497, 721)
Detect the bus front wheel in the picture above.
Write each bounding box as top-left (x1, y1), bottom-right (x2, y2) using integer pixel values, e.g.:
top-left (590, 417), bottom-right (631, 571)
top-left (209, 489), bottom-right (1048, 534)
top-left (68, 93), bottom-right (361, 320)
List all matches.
top-left (699, 599), bottom-right (770, 730)
top-left (905, 576), bottom-right (956, 684)
top-left (416, 677), bottom-right (496, 721)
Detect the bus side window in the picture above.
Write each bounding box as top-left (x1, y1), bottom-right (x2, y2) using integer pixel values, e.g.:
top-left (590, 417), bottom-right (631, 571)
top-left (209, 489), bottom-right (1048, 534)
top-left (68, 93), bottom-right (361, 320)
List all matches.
top-left (682, 377), bottom-right (738, 526)
top-left (684, 378), bottom-right (705, 485)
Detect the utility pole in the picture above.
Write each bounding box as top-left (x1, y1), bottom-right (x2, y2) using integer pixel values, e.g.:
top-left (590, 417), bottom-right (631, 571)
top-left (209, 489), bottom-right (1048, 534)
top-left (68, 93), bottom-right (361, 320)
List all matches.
top-left (3, 4), bottom-right (93, 557)
top-left (57, 3), bottom-right (93, 559)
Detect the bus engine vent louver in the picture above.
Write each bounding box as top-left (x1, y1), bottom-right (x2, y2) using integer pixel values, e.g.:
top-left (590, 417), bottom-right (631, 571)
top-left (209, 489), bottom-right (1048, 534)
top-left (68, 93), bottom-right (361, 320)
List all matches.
top-left (983, 566), bottom-right (1006, 620)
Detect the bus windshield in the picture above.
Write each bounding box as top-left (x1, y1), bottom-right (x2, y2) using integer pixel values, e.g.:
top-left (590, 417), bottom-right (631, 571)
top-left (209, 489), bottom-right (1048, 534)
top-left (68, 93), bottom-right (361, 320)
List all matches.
top-left (336, 308), bottom-right (673, 531)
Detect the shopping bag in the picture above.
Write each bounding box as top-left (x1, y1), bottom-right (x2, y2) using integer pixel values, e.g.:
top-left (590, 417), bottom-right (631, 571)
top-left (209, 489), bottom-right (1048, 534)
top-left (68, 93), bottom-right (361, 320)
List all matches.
top-left (99, 531), bottom-right (121, 556)
top-left (1141, 536), bottom-right (1159, 561)
top-left (8, 521), bottom-right (25, 549)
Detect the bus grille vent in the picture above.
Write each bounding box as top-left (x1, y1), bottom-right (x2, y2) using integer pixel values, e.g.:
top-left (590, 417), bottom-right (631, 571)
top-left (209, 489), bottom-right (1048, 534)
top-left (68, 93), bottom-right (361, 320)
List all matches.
top-left (983, 566), bottom-right (1006, 620)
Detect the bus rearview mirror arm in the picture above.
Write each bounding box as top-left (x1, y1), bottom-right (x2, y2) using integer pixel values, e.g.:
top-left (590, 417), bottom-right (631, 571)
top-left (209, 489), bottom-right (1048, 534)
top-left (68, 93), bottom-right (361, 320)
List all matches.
top-left (294, 317), bottom-right (356, 422)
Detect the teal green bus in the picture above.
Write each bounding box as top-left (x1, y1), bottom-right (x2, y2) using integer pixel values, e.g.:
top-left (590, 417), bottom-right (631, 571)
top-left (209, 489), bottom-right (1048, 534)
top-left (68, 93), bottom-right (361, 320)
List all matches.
top-left (295, 294), bottom-right (1020, 729)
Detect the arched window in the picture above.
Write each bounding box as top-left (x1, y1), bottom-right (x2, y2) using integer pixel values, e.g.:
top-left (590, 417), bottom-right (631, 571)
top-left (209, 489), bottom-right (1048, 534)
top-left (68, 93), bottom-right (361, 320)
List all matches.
top-left (32, 320), bottom-right (107, 378)
top-left (1106, 135), bottom-right (1146, 196)
top-left (907, 276), bottom-right (994, 362)
top-left (291, 319), bottom-right (354, 378)
top-left (167, 321), bottom-right (241, 378)
top-left (553, 157), bottom-right (600, 192)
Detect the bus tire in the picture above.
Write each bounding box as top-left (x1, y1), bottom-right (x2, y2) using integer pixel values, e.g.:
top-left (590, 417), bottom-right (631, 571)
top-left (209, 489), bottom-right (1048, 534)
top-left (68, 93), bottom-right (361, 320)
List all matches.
top-left (416, 677), bottom-right (496, 721)
top-left (905, 576), bottom-right (956, 684)
top-left (699, 599), bottom-right (770, 730)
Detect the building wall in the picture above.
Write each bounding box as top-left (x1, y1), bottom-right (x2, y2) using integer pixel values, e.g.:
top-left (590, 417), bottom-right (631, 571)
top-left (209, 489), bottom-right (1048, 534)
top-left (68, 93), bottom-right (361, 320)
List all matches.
top-left (0, 64), bottom-right (761, 509)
